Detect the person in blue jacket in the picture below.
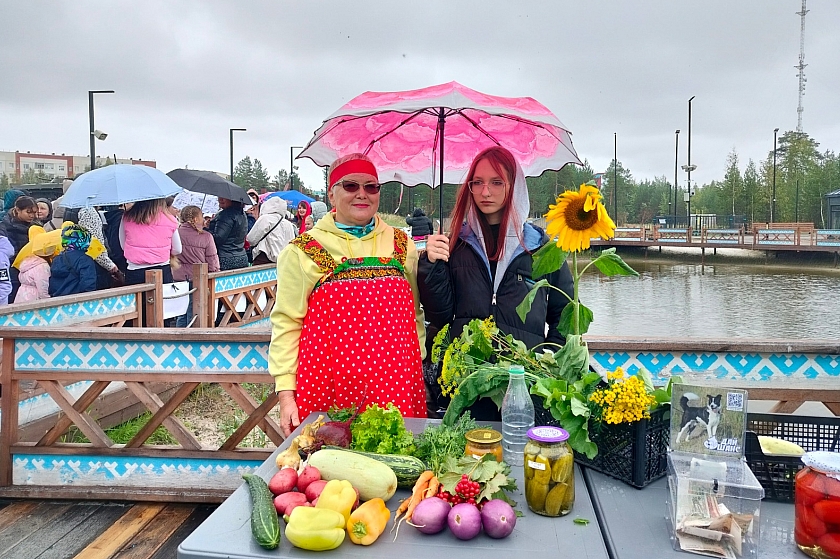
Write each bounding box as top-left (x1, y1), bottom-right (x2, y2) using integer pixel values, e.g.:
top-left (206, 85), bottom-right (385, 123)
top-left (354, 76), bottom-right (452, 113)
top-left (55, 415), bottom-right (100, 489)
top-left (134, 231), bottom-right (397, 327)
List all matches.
top-left (49, 224), bottom-right (97, 297)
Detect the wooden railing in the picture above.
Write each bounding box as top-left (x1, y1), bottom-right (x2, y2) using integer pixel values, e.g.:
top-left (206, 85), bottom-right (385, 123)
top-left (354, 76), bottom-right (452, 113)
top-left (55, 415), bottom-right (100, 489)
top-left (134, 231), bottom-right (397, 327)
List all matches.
top-left (190, 263), bottom-right (276, 328)
top-left (0, 327), bottom-right (280, 502)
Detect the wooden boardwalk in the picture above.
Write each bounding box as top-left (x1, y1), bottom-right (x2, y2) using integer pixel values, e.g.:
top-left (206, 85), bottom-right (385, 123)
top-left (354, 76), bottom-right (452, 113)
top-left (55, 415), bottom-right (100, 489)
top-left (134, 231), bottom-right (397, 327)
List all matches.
top-left (0, 499), bottom-right (216, 559)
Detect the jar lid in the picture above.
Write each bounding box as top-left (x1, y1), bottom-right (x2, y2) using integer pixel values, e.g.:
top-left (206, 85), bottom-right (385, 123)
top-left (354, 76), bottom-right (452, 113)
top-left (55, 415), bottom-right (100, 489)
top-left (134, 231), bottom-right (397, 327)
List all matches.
top-left (527, 426), bottom-right (569, 443)
top-left (465, 428), bottom-right (502, 444)
top-left (802, 451), bottom-right (840, 477)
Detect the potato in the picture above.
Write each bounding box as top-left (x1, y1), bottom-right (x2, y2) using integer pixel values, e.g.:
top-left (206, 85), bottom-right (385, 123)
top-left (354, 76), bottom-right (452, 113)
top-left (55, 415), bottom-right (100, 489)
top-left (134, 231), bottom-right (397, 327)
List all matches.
top-left (269, 467), bottom-right (298, 496)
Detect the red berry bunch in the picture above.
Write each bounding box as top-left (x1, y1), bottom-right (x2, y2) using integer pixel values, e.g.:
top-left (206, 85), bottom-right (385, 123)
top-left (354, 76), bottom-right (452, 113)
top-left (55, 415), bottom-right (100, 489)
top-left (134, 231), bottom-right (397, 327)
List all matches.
top-left (453, 474), bottom-right (481, 506)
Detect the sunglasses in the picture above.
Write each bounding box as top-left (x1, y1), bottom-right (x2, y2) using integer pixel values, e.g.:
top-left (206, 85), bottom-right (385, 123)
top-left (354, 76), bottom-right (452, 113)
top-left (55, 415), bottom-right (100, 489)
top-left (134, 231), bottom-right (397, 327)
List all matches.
top-left (337, 180), bottom-right (381, 194)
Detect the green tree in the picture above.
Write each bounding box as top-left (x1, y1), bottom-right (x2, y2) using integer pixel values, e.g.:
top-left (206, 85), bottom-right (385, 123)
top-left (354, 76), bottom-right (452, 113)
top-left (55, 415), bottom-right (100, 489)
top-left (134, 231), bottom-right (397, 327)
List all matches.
top-left (233, 156), bottom-right (254, 188)
top-left (601, 160), bottom-right (634, 225)
top-left (251, 159), bottom-right (270, 190)
top-left (722, 149), bottom-right (744, 216)
top-left (775, 131), bottom-right (821, 222)
top-left (743, 159), bottom-right (762, 225)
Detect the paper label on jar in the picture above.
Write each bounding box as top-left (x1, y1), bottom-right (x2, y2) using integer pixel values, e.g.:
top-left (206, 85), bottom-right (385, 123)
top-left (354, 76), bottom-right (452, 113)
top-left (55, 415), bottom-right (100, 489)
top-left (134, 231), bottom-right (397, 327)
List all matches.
top-left (527, 459), bottom-right (546, 471)
top-left (471, 454), bottom-right (482, 460)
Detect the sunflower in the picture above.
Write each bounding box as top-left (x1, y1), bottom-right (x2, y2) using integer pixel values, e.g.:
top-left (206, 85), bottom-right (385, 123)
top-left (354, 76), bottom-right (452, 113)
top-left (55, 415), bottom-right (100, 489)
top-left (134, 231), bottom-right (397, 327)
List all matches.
top-left (545, 183), bottom-right (616, 252)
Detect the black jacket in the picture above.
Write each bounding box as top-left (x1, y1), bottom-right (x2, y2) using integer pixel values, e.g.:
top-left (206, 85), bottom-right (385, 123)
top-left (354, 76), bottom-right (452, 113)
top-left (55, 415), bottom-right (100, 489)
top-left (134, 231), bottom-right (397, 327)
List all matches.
top-left (406, 209), bottom-right (433, 238)
top-left (209, 207), bottom-right (248, 261)
top-left (418, 223), bottom-right (574, 350)
top-left (0, 213), bottom-right (34, 255)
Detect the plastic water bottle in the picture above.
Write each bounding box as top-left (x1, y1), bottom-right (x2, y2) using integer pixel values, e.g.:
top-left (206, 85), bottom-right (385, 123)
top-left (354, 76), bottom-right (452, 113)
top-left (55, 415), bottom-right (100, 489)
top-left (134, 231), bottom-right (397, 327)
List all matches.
top-left (501, 364), bottom-right (534, 467)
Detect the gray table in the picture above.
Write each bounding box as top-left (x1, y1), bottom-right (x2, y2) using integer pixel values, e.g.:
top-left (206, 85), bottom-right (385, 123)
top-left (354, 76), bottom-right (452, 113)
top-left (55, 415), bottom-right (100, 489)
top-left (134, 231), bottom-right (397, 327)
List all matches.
top-left (178, 415), bottom-right (609, 559)
top-left (583, 469), bottom-right (798, 559)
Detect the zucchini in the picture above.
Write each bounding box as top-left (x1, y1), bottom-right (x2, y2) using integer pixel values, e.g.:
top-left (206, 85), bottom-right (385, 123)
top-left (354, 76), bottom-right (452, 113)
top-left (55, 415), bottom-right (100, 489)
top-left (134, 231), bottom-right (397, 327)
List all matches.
top-left (325, 446), bottom-right (426, 488)
top-left (309, 448), bottom-right (398, 502)
top-left (242, 473), bottom-right (281, 550)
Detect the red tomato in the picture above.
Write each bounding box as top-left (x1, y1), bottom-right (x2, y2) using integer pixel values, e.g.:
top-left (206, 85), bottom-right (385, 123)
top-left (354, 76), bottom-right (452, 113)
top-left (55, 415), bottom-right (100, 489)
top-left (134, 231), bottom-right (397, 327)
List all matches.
top-left (800, 504), bottom-right (829, 539)
top-left (795, 524), bottom-right (817, 548)
top-left (815, 501), bottom-right (840, 525)
top-left (798, 471), bottom-right (827, 507)
top-left (824, 476), bottom-right (840, 500)
top-left (817, 533), bottom-right (840, 558)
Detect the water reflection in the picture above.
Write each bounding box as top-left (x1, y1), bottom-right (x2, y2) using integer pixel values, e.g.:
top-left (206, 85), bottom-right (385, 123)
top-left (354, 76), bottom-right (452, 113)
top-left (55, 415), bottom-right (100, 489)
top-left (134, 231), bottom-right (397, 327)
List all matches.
top-left (578, 260), bottom-right (840, 339)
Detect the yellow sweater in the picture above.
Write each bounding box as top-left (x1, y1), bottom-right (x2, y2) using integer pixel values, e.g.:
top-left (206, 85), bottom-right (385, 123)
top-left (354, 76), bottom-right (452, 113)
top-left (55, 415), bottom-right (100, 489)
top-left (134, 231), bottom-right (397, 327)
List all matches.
top-left (269, 214), bottom-right (426, 392)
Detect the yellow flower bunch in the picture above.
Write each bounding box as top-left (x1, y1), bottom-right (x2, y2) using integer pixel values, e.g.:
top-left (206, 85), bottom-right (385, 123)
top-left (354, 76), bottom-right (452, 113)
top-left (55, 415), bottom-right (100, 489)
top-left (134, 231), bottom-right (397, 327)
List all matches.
top-left (589, 368), bottom-right (657, 425)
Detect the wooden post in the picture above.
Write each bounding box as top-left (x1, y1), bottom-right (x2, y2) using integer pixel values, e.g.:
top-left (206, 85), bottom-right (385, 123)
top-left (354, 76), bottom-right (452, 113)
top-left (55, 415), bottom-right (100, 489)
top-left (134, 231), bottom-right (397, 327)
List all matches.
top-left (144, 269), bottom-right (164, 328)
top-left (193, 263), bottom-right (209, 328)
top-left (0, 337), bottom-right (18, 486)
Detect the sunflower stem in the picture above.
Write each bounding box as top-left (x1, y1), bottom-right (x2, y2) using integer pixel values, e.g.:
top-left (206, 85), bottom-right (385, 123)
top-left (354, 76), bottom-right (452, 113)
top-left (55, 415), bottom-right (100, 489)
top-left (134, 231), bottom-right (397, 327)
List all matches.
top-left (572, 251), bottom-right (580, 336)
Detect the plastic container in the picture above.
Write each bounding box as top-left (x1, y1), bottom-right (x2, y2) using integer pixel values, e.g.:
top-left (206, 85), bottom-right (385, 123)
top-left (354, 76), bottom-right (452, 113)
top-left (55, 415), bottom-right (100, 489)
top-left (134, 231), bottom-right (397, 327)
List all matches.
top-left (795, 451), bottom-right (840, 559)
top-left (524, 426), bottom-right (574, 516)
top-left (464, 428), bottom-right (503, 461)
top-left (666, 451), bottom-right (764, 557)
top-left (500, 365), bottom-right (534, 467)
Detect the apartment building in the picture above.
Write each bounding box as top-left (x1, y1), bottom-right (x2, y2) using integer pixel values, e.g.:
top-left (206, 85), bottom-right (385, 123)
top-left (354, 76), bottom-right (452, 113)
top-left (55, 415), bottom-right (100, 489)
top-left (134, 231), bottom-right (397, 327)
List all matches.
top-left (0, 150), bottom-right (156, 181)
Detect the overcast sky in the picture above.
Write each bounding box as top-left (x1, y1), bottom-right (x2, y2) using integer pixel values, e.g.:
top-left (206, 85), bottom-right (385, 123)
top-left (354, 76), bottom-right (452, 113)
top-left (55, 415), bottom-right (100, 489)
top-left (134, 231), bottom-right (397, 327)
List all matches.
top-left (2, 1), bottom-right (838, 195)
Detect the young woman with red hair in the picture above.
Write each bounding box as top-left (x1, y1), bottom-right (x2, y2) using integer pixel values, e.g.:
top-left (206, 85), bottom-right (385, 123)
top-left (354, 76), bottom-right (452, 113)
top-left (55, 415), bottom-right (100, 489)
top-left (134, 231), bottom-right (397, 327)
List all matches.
top-left (418, 146), bottom-right (574, 419)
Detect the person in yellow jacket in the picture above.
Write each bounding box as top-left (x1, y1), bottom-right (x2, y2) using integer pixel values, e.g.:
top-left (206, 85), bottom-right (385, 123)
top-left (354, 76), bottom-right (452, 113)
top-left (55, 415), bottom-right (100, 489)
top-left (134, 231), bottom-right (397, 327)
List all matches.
top-left (269, 153), bottom-right (427, 436)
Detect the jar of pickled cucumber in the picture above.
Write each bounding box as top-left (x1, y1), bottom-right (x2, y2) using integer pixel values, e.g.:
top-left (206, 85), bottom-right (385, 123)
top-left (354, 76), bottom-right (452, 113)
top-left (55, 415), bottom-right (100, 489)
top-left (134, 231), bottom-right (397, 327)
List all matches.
top-left (524, 426), bottom-right (574, 517)
top-left (464, 428), bottom-right (503, 461)
top-left (795, 451), bottom-right (840, 559)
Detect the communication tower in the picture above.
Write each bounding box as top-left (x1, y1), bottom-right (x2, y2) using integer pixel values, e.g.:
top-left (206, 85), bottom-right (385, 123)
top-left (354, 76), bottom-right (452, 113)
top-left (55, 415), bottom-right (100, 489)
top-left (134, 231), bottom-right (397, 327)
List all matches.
top-left (795, 0), bottom-right (808, 132)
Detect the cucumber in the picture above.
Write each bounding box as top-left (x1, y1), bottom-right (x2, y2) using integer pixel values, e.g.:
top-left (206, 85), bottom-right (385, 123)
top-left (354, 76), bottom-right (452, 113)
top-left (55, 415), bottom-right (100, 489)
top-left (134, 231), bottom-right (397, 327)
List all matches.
top-left (324, 446), bottom-right (426, 489)
top-left (242, 473), bottom-right (281, 550)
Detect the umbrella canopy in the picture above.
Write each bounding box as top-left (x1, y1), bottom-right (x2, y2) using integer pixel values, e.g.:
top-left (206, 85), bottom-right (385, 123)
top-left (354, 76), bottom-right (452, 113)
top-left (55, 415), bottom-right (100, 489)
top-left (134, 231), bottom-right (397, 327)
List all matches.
top-left (172, 190), bottom-right (219, 216)
top-left (261, 190), bottom-right (315, 206)
top-left (297, 81), bottom-right (582, 189)
top-left (61, 164), bottom-right (183, 208)
top-left (166, 169), bottom-right (251, 204)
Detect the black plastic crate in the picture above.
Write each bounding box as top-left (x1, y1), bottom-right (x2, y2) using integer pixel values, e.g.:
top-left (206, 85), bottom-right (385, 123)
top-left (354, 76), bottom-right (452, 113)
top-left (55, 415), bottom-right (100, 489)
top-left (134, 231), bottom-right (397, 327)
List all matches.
top-left (534, 398), bottom-right (670, 489)
top-left (745, 412), bottom-right (840, 502)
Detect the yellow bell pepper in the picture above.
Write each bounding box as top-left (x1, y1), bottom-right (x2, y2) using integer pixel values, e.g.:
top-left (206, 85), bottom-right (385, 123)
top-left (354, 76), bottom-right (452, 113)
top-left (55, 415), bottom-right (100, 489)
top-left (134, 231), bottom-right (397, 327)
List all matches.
top-left (347, 498), bottom-right (391, 546)
top-left (315, 479), bottom-right (356, 523)
top-left (285, 507), bottom-right (346, 551)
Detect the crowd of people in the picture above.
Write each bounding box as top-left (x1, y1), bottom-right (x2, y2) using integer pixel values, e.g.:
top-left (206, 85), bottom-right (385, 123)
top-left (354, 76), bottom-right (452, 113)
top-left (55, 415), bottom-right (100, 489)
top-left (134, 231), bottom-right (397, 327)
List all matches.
top-left (0, 185), bottom-right (314, 318)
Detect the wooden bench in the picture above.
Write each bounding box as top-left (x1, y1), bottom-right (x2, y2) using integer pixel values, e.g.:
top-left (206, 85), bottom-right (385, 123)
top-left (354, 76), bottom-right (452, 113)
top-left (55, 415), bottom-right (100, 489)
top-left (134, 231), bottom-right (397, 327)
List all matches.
top-left (752, 222), bottom-right (815, 235)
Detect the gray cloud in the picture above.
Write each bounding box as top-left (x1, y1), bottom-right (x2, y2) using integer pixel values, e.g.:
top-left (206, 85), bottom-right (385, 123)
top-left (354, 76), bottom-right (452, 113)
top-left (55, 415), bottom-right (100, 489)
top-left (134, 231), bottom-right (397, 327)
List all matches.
top-left (2, 0), bottom-right (837, 193)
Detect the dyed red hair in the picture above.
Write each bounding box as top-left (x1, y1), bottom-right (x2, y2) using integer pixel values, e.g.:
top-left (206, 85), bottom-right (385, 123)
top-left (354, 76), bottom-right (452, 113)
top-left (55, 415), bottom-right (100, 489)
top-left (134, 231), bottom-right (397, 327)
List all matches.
top-left (448, 146), bottom-right (523, 262)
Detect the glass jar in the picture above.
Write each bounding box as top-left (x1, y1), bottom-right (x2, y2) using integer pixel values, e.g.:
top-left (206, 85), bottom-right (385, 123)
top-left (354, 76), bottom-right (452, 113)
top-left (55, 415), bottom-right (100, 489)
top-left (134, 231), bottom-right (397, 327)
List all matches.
top-left (464, 428), bottom-right (503, 461)
top-left (524, 426), bottom-right (574, 517)
top-left (795, 451), bottom-right (840, 559)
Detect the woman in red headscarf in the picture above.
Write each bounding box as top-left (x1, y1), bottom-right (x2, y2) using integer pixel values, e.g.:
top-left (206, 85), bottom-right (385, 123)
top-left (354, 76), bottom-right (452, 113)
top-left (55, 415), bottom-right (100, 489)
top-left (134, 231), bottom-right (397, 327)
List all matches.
top-left (295, 200), bottom-right (312, 234)
top-left (269, 153), bottom-right (427, 436)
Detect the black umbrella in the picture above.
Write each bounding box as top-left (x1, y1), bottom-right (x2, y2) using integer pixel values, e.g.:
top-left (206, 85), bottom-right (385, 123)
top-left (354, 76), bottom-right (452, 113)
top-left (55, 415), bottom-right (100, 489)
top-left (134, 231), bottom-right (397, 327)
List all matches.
top-left (166, 169), bottom-right (251, 204)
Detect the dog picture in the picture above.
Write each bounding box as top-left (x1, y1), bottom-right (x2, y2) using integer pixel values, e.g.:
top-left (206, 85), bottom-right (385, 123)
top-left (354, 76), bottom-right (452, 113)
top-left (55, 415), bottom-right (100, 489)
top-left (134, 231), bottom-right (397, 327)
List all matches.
top-left (675, 392), bottom-right (723, 445)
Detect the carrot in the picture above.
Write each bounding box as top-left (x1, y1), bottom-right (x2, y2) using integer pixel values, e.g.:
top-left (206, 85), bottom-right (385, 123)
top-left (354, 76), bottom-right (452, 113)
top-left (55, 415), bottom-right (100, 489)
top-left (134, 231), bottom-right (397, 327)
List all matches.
top-left (424, 475), bottom-right (440, 499)
top-left (392, 470), bottom-right (435, 538)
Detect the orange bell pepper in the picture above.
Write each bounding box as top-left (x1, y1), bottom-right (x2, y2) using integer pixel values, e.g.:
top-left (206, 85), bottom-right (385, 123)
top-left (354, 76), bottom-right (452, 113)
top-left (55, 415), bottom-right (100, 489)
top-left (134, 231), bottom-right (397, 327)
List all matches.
top-left (347, 498), bottom-right (391, 545)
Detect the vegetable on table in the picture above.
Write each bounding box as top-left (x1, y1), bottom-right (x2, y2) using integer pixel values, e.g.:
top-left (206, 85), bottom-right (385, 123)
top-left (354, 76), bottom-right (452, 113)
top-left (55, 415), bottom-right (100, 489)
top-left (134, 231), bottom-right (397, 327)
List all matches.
top-left (350, 403), bottom-right (416, 455)
top-left (285, 506), bottom-right (346, 552)
top-left (409, 497), bottom-right (451, 535)
top-left (480, 499), bottom-right (516, 539)
top-left (325, 446), bottom-right (426, 489)
top-left (308, 448), bottom-right (398, 502)
top-left (274, 491), bottom-right (308, 517)
top-left (268, 467), bottom-right (298, 496)
top-left (393, 470), bottom-right (436, 538)
top-left (414, 413), bottom-right (477, 477)
top-left (448, 503), bottom-right (482, 540)
top-left (242, 474), bottom-right (281, 550)
top-left (347, 498), bottom-right (391, 545)
top-left (316, 479), bottom-right (357, 523)
top-left (275, 439), bottom-right (301, 470)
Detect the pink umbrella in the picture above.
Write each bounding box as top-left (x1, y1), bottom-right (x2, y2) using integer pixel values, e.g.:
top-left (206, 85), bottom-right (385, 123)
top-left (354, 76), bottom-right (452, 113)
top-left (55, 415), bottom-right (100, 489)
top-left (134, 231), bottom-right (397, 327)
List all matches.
top-left (297, 81), bottom-right (582, 224)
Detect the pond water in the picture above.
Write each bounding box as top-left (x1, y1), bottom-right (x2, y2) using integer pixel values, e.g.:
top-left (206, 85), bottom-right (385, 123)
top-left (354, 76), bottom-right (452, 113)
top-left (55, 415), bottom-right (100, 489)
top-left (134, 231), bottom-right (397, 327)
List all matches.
top-left (578, 258), bottom-right (840, 340)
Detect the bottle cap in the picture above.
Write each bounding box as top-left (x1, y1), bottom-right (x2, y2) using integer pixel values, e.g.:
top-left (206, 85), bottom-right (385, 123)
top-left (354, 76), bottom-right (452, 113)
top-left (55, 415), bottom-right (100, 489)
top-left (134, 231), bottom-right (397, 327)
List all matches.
top-left (527, 426), bottom-right (569, 443)
top-left (509, 365), bottom-right (525, 375)
top-left (802, 451), bottom-right (840, 479)
top-left (465, 428), bottom-right (502, 444)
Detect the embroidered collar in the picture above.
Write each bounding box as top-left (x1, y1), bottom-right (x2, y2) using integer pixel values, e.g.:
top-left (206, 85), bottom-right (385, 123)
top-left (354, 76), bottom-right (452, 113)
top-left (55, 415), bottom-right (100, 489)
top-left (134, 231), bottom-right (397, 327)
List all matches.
top-left (335, 218), bottom-right (375, 238)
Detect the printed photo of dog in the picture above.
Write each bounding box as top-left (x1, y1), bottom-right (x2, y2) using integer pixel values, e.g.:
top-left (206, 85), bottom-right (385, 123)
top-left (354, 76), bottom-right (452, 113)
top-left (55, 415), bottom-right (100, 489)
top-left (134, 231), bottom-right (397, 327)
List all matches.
top-left (675, 392), bottom-right (722, 447)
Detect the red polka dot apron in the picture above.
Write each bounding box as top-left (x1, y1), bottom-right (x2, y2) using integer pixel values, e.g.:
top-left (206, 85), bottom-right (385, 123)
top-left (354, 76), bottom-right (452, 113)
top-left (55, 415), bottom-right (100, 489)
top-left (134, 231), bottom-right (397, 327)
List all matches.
top-left (291, 229), bottom-right (427, 419)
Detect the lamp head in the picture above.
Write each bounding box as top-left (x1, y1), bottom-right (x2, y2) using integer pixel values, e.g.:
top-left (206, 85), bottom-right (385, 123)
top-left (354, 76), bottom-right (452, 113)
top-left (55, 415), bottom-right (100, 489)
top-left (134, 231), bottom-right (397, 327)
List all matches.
top-left (92, 129), bottom-right (108, 141)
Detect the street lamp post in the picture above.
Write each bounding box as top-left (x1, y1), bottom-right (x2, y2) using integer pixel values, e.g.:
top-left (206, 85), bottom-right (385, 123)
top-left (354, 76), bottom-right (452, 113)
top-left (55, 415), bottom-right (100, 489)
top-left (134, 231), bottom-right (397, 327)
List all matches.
top-left (772, 128), bottom-right (779, 223)
top-left (686, 96), bottom-right (695, 228)
top-left (88, 90), bottom-right (114, 170)
top-left (290, 146), bottom-right (304, 191)
top-left (230, 128), bottom-right (246, 183)
top-left (613, 132), bottom-right (617, 222)
top-left (674, 129), bottom-right (680, 224)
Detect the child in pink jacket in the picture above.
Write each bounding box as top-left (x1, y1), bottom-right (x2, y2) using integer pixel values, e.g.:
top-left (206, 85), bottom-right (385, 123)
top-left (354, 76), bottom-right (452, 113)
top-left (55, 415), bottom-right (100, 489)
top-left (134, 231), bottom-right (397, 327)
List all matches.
top-left (14, 254), bottom-right (51, 303)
